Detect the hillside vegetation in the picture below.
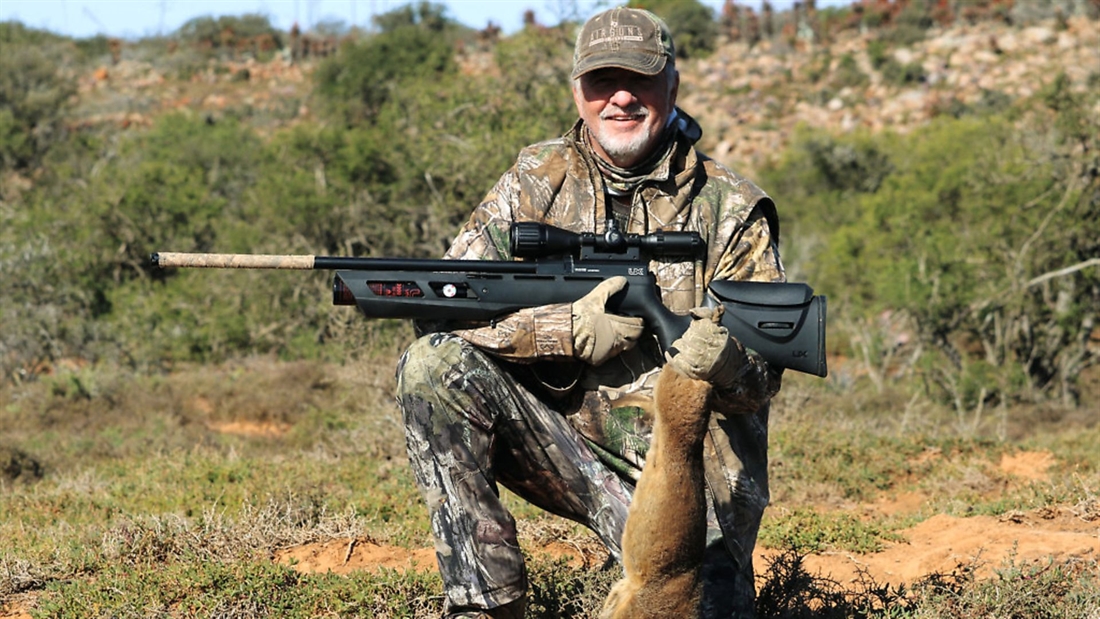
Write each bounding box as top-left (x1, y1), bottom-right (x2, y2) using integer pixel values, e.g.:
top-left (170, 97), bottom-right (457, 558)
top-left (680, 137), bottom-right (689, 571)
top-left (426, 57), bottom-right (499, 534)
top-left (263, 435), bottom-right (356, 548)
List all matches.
top-left (2, 1), bottom-right (1096, 407)
top-left (1, 1), bottom-right (1099, 617)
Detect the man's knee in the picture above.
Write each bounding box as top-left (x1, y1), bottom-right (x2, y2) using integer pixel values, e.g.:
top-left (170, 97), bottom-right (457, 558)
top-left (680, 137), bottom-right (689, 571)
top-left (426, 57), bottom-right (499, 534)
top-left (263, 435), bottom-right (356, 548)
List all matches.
top-left (396, 333), bottom-right (473, 399)
top-left (397, 333), bottom-right (506, 435)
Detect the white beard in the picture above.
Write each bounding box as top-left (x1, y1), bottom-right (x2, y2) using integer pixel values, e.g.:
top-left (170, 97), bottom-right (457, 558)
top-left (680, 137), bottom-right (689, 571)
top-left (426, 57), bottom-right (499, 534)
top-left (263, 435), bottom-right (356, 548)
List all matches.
top-left (590, 107), bottom-right (660, 166)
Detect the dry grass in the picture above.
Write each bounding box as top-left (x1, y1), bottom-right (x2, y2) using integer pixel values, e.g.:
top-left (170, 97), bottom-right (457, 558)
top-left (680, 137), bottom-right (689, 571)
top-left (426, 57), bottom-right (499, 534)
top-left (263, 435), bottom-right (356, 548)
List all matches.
top-left (2, 358), bottom-right (1098, 617)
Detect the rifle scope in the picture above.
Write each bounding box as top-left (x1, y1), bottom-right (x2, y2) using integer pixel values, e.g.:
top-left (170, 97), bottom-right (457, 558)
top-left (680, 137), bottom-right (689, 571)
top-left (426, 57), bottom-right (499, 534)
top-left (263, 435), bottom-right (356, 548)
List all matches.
top-left (510, 221), bottom-right (705, 259)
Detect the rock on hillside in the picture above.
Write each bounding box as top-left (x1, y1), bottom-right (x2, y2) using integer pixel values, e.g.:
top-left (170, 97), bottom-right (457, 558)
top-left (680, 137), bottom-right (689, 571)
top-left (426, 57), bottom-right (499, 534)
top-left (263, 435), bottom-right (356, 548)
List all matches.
top-left (678, 15), bottom-right (1100, 176)
top-left (71, 54), bottom-right (311, 135)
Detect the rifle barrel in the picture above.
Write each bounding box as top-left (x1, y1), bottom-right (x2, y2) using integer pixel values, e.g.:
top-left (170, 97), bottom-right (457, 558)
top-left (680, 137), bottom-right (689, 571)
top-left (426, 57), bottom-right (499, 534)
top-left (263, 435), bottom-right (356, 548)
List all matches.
top-left (152, 252), bottom-right (318, 269)
top-left (151, 252), bottom-right (537, 273)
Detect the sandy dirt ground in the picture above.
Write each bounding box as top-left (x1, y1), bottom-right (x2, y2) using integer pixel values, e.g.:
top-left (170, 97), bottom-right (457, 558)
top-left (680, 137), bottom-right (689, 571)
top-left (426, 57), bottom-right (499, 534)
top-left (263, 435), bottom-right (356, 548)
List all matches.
top-left (269, 505), bottom-right (1098, 586)
top-left (268, 451), bottom-right (1098, 591)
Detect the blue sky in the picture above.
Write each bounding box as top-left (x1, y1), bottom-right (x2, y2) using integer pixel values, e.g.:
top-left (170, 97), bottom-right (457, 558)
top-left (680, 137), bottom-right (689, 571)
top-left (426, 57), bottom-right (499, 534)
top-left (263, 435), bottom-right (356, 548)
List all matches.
top-left (0, 0), bottom-right (819, 39)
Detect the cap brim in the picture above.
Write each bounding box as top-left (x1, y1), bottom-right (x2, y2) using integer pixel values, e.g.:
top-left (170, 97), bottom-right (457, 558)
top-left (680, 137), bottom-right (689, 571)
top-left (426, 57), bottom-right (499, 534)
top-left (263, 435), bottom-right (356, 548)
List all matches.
top-left (571, 53), bottom-right (668, 80)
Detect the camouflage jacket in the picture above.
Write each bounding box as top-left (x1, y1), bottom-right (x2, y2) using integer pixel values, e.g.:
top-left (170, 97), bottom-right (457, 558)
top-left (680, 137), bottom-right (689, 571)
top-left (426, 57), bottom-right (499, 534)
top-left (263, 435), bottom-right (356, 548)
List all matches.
top-left (442, 110), bottom-right (784, 559)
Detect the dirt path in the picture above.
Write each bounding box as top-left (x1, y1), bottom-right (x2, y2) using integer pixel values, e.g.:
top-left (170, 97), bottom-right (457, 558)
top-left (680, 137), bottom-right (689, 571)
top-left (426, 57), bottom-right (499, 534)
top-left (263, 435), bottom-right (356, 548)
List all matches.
top-left (271, 450), bottom-right (1098, 587)
top-left (760, 507), bottom-right (1099, 587)
top-left (271, 504), bottom-right (1099, 589)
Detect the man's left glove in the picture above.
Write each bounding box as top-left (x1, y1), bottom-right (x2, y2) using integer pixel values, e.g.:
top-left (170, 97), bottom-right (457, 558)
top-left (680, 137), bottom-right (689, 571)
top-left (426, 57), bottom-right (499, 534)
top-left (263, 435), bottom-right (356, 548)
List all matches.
top-left (666, 306), bottom-right (746, 389)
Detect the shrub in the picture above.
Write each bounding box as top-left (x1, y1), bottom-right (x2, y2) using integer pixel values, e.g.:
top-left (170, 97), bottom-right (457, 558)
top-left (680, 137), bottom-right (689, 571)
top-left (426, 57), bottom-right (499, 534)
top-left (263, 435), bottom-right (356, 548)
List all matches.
top-left (85, 113), bottom-right (263, 282)
top-left (310, 12), bottom-right (575, 258)
top-left (174, 13), bottom-right (283, 58)
top-left (7, 12), bottom-right (581, 372)
top-left (631, 0), bottom-right (719, 60)
top-left (313, 2), bottom-right (459, 126)
top-left (763, 77), bottom-right (1099, 405)
top-left (0, 23), bottom-right (76, 171)
top-left (881, 0), bottom-right (934, 46)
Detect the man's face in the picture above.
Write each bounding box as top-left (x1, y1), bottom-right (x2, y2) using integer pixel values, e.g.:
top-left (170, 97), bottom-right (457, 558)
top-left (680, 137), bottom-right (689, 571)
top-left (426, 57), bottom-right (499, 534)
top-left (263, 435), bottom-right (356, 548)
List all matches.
top-left (573, 66), bottom-right (679, 169)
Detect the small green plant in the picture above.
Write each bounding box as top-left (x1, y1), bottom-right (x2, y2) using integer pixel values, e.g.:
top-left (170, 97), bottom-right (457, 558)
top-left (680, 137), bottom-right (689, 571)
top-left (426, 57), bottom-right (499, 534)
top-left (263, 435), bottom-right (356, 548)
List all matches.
top-left (832, 52), bottom-right (869, 90)
top-left (880, 58), bottom-right (926, 85)
top-left (759, 508), bottom-right (903, 554)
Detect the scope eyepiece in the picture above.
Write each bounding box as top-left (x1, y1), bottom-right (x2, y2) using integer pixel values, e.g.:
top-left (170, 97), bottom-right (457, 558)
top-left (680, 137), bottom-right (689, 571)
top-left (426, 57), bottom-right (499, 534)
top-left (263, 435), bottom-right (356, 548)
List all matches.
top-left (639, 231), bottom-right (706, 257)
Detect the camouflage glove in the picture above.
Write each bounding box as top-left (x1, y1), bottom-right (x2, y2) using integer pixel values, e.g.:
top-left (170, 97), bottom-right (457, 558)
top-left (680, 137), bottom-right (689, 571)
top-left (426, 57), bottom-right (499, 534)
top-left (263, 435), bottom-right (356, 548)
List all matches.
top-left (666, 306), bottom-right (746, 389)
top-left (572, 276), bottom-right (645, 366)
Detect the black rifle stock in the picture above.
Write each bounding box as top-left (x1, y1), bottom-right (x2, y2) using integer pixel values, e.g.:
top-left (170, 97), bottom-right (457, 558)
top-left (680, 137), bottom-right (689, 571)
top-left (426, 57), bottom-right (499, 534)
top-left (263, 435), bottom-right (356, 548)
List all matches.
top-left (152, 221), bottom-right (828, 377)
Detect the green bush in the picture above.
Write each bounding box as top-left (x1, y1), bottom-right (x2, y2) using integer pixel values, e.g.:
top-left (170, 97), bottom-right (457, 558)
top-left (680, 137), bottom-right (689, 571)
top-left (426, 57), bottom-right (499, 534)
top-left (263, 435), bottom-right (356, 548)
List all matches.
top-left (881, 0), bottom-right (934, 46)
top-left (314, 3), bottom-right (459, 127)
top-left (1, 7), bottom-right (587, 378)
top-left (86, 114), bottom-right (263, 280)
top-left (174, 13), bottom-right (282, 57)
top-left (310, 13), bottom-right (574, 257)
top-left (371, 0), bottom-right (452, 33)
top-left (0, 23), bottom-right (77, 171)
top-left (631, 0), bottom-right (719, 60)
top-left (761, 127), bottom-right (893, 230)
top-left (763, 96), bottom-right (1099, 404)
top-left (866, 39), bottom-right (889, 70)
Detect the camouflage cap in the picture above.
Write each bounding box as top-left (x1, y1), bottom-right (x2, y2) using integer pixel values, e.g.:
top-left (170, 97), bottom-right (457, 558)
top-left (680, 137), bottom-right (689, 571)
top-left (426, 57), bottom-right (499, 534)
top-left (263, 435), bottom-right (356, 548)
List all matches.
top-left (571, 7), bottom-right (675, 80)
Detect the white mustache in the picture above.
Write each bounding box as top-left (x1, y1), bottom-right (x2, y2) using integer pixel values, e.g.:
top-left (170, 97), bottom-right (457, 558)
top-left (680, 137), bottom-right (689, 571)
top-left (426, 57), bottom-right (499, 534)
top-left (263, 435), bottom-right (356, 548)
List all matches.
top-left (600, 105), bottom-right (649, 120)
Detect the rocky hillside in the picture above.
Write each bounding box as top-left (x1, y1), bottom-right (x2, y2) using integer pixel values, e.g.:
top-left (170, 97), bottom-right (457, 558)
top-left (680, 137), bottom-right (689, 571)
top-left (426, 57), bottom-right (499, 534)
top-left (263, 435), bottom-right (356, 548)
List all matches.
top-left (681, 13), bottom-right (1099, 176)
top-left (65, 11), bottom-right (1098, 184)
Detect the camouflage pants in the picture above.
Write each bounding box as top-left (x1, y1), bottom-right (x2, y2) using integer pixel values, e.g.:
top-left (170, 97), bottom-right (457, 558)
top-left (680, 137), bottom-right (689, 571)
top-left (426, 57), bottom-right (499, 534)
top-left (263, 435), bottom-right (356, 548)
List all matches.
top-left (396, 333), bottom-right (756, 617)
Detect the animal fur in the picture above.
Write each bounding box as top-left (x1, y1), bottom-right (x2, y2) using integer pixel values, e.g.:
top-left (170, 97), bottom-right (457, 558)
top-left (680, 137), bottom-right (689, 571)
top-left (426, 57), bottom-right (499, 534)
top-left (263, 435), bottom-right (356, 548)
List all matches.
top-left (600, 364), bottom-right (713, 619)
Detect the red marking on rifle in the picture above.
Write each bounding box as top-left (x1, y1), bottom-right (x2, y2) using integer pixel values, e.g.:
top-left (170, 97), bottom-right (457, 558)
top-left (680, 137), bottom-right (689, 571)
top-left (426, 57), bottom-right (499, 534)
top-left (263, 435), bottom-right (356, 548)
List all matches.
top-left (368, 281), bottom-right (424, 297)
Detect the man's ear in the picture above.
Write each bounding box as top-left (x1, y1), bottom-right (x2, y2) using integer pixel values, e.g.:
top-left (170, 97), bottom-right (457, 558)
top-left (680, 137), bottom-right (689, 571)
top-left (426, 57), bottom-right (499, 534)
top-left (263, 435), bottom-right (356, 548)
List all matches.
top-left (571, 77), bottom-right (587, 117)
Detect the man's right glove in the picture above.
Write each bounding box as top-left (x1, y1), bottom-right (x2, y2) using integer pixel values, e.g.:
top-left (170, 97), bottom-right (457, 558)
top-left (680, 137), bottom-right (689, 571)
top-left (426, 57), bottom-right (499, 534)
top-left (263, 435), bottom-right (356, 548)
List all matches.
top-left (666, 306), bottom-right (746, 389)
top-left (572, 276), bottom-right (645, 366)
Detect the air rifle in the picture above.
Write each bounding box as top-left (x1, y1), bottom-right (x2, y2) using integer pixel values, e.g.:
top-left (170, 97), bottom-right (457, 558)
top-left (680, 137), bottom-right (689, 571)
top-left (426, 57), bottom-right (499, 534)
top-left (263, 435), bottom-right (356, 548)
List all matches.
top-left (151, 221), bottom-right (828, 377)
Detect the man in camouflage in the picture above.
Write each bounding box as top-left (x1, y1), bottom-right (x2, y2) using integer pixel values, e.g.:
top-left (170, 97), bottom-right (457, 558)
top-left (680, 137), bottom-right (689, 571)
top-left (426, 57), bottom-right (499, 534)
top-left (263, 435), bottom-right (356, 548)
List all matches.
top-left (396, 7), bottom-right (784, 618)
